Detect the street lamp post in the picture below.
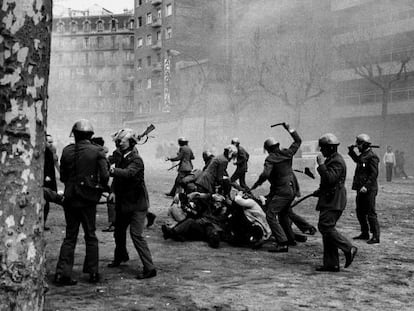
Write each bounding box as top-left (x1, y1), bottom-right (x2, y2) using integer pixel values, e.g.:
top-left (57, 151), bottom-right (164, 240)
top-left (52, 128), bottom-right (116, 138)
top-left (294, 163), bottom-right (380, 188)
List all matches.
top-left (167, 49), bottom-right (208, 147)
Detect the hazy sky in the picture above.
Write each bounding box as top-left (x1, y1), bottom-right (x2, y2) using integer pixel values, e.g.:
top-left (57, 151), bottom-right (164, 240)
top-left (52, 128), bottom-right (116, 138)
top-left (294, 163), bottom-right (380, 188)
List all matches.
top-left (54, 0), bottom-right (134, 15)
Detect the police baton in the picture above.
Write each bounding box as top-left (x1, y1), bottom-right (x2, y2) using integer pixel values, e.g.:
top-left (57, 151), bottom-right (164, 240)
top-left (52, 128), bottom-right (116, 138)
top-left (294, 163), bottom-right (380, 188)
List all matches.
top-left (290, 192), bottom-right (316, 208)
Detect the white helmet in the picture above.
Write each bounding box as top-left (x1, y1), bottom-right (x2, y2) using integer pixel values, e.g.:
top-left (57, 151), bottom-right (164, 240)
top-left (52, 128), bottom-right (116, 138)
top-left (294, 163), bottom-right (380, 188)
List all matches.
top-left (111, 128), bottom-right (138, 143)
top-left (224, 144), bottom-right (238, 159)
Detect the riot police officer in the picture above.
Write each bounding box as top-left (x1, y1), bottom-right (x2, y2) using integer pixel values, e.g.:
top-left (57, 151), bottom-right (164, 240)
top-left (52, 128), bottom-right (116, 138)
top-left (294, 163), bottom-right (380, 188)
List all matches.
top-left (230, 138), bottom-right (250, 190)
top-left (348, 134), bottom-right (380, 244)
top-left (55, 119), bottom-right (109, 285)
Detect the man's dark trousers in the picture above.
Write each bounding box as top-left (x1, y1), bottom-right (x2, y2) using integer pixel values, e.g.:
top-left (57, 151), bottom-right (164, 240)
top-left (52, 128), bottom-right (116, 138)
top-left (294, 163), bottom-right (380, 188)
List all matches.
top-left (114, 210), bottom-right (155, 271)
top-left (56, 202), bottom-right (98, 277)
top-left (318, 209), bottom-right (353, 268)
top-left (356, 190), bottom-right (380, 239)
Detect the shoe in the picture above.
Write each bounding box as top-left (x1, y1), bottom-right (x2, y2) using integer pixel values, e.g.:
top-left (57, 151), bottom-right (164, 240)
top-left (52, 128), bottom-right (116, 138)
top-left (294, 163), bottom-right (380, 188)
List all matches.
top-left (161, 225), bottom-right (172, 240)
top-left (353, 233), bottom-right (369, 240)
top-left (107, 258), bottom-right (128, 268)
top-left (305, 226), bottom-right (317, 235)
top-left (146, 212), bottom-right (156, 228)
top-left (294, 234), bottom-right (307, 243)
top-left (54, 274), bottom-right (77, 286)
top-left (102, 224), bottom-right (115, 232)
top-left (207, 232), bottom-right (220, 248)
top-left (344, 246), bottom-right (358, 268)
top-left (136, 269), bottom-right (157, 280)
top-left (165, 192), bottom-right (174, 197)
top-left (367, 237), bottom-right (380, 244)
top-left (268, 245), bottom-right (288, 253)
top-left (287, 240), bottom-right (298, 246)
top-left (89, 273), bottom-right (100, 283)
top-left (44, 226), bottom-right (50, 231)
top-left (315, 266), bottom-right (340, 272)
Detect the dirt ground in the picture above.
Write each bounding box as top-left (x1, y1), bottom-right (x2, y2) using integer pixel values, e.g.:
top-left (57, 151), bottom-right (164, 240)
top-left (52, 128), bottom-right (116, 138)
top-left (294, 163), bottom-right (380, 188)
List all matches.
top-left (43, 165), bottom-right (414, 311)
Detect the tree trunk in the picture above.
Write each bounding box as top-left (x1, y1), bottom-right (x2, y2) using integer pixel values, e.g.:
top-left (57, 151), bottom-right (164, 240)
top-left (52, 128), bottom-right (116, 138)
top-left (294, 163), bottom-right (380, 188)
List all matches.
top-left (295, 103), bottom-right (303, 131)
top-left (380, 89), bottom-right (390, 147)
top-left (0, 1), bottom-right (52, 310)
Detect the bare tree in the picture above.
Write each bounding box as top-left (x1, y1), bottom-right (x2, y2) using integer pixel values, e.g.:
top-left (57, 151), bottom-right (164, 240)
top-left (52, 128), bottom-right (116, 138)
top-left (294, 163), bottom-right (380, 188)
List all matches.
top-left (0, 0), bottom-right (52, 309)
top-left (335, 26), bottom-right (412, 144)
top-left (252, 23), bottom-right (331, 130)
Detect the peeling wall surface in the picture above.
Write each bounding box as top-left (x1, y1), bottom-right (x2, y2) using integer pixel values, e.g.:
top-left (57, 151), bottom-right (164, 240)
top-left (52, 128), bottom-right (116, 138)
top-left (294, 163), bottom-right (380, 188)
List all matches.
top-left (0, 0), bottom-right (52, 310)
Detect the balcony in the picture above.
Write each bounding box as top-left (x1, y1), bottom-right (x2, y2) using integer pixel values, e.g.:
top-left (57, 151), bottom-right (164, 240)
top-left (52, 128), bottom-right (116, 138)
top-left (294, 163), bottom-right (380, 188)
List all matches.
top-left (152, 62), bottom-right (162, 72)
top-left (151, 18), bottom-right (162, 28)
top-left (151, 41), bottom-right (162, 50)
top-left (151, 0), bottom-right (162, 5)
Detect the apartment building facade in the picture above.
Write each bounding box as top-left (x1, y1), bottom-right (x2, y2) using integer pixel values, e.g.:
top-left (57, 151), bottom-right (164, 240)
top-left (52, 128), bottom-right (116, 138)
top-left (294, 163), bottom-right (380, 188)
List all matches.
top-left (48, 10), bottom-right (136, 146)
top-left (331, 0), bottom-right (414, 173)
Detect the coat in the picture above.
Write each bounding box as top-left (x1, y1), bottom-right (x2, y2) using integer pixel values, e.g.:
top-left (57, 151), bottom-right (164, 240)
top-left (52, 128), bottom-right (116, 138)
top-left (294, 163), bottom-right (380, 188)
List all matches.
top-left (316, 152), bottom-right (347, 212)
top-left (111, 148), bottom-right (149, 213)
top-left (348, 148), bottom-right (379, 192)
top-left (196, 154), bottom-right (229, 194)
top-left (60, 139), bottom-right (109, 205)
top-left (254, 130), bottom-right (301, 197)
top-left (235, 145), bottom-right (249, 172)
top-left (169, 145), bottom-right (194, 172)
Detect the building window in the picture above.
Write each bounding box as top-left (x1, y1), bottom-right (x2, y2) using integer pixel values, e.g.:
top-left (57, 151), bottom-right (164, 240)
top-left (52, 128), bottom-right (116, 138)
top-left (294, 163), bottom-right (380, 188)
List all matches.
top-left (157, 53), bottom-right (161, 63)
top-left (147, 56), bottom-right (151, 66)
top-left (97, 36), bottom-right (104, 48)
top-left (137, 0), bottom-right (142, 6)
top-left (111, 36), bottom-right (117, 48)
top-left (147, 78), bottom-right (152, 89)
top-left (147, 12), bottom-right (152, 24)
top-left (166, 27), bottom-right (172, 39)
top-left (138, 101), bottom-right (143, 113)
top-left (130, 81), bottom-right (134, 93)
top-left (137, 80), bottom-right (142, 89)
top-left (57, 22), bottom-right (65, 33)
top-left (129, 35), bottom-right (135, 48)
top-left (137, 37), bottom-right (143, 48)
top-left (157, 8), bottom-right (162, 18)
top-left (129, 19), bottom-right (135, 30)
top-left (111, 19), bottom-right (117, 31)
top-left (83, 37), bottom-right (89, 48)
top-left (110, 83), bottom-right (116, 95)
top-left (97, 52), bottom-right (104, 63)
top-left (146, 34), bottom-right (152, 46)
top-left (97, 20), bottom-right (104, 32)
top-left (137, 16), bottom-right (142, 28)
top-left (166, 3), bottom-right (172, 16)
top-left (156, 30), bottom-right (161, 41)
top-left (85, 53), bottom-right (89, 64)
top-left (70, 21), bottom-right (77, 33)
top-left (83, 21), bottom-right (91, 32)
top-left (137, 58), bottom-right (142, 69)
top-left (97, 83), bottom-right (103, 97)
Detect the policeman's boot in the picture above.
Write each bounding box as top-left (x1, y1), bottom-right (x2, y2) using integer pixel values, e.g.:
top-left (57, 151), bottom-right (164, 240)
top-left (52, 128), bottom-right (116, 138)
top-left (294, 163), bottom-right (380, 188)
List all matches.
top-left (353, 232), bottom-right (370, 240)
top-left (367, 222), bottom-right (380, 244)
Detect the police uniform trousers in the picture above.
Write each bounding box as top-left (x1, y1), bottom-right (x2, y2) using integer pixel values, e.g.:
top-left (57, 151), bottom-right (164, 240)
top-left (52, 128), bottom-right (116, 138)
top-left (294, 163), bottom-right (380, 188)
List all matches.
top-left (356, 190), bottom-right (380, 239)
top-left (230, 167), bottom-right (248, 190)
top-left (266, 194), bottom-right (295, 244)
top-left (169, 171), bottom-right (191, 195)
top-left (56, 202), bottom-right (99, 277)
top-left (114, 210), bottom-right (155, 272)
top-left (318, 209), bottom-right (353, 268)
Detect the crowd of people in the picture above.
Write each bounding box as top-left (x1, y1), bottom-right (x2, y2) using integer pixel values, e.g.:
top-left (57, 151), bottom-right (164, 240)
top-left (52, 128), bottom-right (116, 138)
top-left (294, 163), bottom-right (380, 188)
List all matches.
top-left (46, 118), bottom-right (409, 286)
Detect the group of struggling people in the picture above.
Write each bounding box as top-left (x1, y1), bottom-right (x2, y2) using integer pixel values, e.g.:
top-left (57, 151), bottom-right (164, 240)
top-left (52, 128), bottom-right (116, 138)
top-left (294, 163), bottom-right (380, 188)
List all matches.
top-left (163, 123), bottom-right (381, 273)
top-left (51, 118), bottom-right (381, 286)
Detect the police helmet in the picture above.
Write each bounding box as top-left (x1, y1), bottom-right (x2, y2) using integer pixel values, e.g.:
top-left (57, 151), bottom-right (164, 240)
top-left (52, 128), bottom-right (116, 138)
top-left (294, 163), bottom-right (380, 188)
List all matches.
top-left (318, 133), bottom-right (340, 147)
top-left (70, 119), bottom-right (94, 136)
top-left (263, 137), bottom-right (279, 151)
top-left (231, 137), bottom-right (240, 146)
top-left (224, 144), bottom-right (238, 159)
top-left (356, 133), bottom-right (371, 145)
top-left (112, 128), bottom-right (138, 143)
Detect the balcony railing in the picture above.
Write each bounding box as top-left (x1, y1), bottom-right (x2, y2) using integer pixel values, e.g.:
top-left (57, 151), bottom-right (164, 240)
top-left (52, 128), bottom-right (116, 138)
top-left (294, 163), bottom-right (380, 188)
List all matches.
top-left (151, 41), bottom-right (162, 50)
top-left (151, 18), bottom-right (162, 28)
top-left (152, 62), bottom-right (162, 72)
top-left (152, 0), bottom-right (162, 5)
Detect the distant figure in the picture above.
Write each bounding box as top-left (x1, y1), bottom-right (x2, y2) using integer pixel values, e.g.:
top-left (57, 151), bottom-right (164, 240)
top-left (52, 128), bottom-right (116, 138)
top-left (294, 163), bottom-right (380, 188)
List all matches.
top-left (43, 133), bottom-right (59, 231)
top-left (383, 146), bottom-right (396, 182)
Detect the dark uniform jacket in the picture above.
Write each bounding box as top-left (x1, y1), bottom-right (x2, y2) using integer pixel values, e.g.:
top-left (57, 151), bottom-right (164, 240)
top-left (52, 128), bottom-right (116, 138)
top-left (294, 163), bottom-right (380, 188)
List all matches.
top-left (169, 145), bottom-right (195, 173)
top-left (316, 152), bottom-right (347, 211)
top-left (111, 148), bottom-right (149, 213)
top-left (60, 140), bottom-right (109, 205)
top-left (255, 131), bottom-right (301, 197)
top-left (348, 148), bottom-right (379, 192)
top-left (196, 154), bottom-right (229, 194)
top-left (235, 145), bottom-right (249, 172)
top-left (44, 145), bottom-right (57, 191)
